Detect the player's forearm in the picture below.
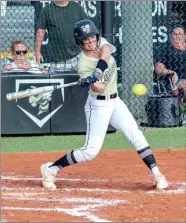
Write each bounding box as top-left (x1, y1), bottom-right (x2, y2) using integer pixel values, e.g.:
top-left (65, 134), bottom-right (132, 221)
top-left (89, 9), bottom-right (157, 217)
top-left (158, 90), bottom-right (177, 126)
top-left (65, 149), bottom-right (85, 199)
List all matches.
top-left (95, 45), bottom-right (110, 79)
top-left (91, 83), bottom-right (105, 94)
top-left (155, 62), bottom-right (174, 76)
top-left (35, 29), bottom-right (45, 53)
top-left (99, 45), bottom-right (111, 63)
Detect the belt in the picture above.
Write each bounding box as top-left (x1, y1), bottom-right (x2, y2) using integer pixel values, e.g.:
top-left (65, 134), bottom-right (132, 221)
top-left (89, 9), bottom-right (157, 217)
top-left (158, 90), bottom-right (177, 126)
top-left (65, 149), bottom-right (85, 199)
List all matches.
top-left (96, 93), bottom-right (117, 100)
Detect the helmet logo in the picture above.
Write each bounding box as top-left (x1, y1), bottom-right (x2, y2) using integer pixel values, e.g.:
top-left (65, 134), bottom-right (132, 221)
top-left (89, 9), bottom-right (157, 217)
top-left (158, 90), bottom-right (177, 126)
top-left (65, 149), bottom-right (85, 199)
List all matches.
top-left (81, 24), bottom-right (91, 33)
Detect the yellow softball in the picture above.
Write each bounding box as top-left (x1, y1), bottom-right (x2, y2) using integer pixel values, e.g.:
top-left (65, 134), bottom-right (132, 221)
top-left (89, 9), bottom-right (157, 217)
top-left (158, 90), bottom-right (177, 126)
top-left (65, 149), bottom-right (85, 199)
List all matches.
top-left (132, 84), bottom-right (147, 96)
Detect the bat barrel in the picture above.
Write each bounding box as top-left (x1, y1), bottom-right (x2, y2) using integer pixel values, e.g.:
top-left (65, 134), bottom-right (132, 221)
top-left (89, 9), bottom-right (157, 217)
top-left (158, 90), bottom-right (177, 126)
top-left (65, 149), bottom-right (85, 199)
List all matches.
top-left (6, 90), bottom-right (31, 101)
top-left (6, 81), bottom-right (78, 101)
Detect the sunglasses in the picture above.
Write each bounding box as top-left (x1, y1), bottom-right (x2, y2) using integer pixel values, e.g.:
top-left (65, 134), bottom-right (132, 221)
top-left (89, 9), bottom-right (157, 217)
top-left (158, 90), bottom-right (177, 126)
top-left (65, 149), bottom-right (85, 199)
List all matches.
top-left (15, 50), bottom-right (27, 55)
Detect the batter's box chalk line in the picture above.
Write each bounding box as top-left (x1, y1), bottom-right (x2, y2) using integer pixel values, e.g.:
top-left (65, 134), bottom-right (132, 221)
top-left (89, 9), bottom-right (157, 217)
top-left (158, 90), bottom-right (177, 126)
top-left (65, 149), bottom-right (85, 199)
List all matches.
top-left (1, 196), bottom-right (128, 204)
top-left (2, 175), bottom-right (186, 195)
top-left (2, 186), bottom-right (185, 195)
top-left (2, 176), bottom-right (186, 185)
top-left (2, 176), bottom-right (186, 222)
top-left (2, 196), bottom-right (128, 222)
top-left (2, 175), bottom-right (118, 182)
top-left (1, 186), bottom-right (130, 194)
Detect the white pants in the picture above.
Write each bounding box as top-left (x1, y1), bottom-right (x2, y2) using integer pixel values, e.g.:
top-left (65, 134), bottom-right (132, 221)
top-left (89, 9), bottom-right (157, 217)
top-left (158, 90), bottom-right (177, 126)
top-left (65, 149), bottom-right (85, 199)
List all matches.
top-left (73, 95), bottom-right (149, 162)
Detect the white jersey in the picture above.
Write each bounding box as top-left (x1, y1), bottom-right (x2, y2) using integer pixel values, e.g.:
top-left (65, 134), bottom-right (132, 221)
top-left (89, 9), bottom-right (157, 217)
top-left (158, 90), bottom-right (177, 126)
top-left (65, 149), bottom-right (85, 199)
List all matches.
top-left (78, 37), bottom-right (118, 96)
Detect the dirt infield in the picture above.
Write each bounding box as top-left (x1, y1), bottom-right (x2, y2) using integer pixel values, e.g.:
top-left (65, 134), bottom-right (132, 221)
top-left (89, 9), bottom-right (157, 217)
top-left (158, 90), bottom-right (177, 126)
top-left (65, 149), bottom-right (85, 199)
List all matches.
top-left (1, 149), bottom-right (186, 222)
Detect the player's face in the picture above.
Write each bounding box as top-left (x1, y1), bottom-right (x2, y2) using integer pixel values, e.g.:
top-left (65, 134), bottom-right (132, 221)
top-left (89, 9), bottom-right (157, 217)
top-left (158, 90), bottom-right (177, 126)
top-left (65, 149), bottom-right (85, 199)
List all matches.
top-left (82, 35), bottom-right (97, 51)
top-left (171, 28), bottom-right (186, 44)
top-left (13, 44), bottom-right (28, 60)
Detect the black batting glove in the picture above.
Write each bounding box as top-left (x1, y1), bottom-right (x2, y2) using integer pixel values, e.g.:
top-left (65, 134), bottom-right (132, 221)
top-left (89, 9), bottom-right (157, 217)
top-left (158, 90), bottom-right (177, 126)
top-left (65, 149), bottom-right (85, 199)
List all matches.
top-left (78, 71), bottom-right (99, 87)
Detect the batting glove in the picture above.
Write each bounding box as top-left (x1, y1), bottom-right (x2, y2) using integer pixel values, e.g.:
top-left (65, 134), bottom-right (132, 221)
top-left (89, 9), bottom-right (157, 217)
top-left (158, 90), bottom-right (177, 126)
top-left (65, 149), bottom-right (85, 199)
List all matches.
top-left (78, 71), bottom-right (99, 87)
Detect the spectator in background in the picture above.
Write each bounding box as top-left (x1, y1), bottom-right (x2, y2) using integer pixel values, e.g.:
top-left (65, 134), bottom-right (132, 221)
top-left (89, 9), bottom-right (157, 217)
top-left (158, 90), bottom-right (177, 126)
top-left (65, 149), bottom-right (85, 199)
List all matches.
top-left (35, 1), bottom-right (88, 71)
top-left (154, 24), bottom-right (186, 101)
top-left (2, 40), bottom-right (47, 73)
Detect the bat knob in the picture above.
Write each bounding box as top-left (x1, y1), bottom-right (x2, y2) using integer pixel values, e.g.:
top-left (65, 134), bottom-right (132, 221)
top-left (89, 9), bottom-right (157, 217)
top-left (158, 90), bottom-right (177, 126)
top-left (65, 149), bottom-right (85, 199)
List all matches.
top-left (6, 93), bottom-right (13, 101)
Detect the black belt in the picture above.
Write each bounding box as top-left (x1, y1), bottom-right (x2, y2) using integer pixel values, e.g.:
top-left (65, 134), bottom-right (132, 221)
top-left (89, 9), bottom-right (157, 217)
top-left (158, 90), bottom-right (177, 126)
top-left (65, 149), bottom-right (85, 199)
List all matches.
top-left (96, 93), bottom-right (117, 100)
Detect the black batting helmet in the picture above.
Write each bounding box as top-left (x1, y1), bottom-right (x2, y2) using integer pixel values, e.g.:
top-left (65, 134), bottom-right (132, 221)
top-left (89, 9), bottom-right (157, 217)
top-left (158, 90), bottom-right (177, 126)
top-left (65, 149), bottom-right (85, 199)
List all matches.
top-left (74, 19), bottom-right (100, 46)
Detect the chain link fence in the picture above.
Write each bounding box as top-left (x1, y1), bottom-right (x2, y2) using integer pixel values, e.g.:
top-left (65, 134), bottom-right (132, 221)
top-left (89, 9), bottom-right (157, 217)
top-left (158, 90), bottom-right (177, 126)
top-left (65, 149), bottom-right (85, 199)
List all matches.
top-left (118, 1), bottom-right (153, 125)
top-left (1, 1), bottom-right (186, 128)
top-left (115, 1), bottom-right (186, 127)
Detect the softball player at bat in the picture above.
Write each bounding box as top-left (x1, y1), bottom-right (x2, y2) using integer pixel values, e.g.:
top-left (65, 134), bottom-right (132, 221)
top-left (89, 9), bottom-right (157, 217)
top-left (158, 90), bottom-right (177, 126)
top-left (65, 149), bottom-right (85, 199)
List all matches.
top-left (41, 19), bottom-right (168, 190)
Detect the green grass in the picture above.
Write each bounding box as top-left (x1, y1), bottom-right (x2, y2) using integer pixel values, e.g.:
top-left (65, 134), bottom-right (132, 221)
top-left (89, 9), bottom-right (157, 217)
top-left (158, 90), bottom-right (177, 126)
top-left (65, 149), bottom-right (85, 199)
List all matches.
top-left (1, 127), bottom-right (185, 153)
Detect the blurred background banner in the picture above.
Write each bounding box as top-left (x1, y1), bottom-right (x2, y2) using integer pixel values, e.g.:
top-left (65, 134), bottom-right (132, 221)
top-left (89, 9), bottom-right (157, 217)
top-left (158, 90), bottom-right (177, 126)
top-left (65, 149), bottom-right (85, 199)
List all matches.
top-left (1, 71), bottom-right (115, 135)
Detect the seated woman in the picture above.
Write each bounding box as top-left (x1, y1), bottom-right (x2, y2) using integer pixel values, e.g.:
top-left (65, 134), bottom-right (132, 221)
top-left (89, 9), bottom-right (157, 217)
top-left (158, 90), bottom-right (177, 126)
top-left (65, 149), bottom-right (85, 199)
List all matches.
top-left (2, 40), bottom-right (48, 74)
